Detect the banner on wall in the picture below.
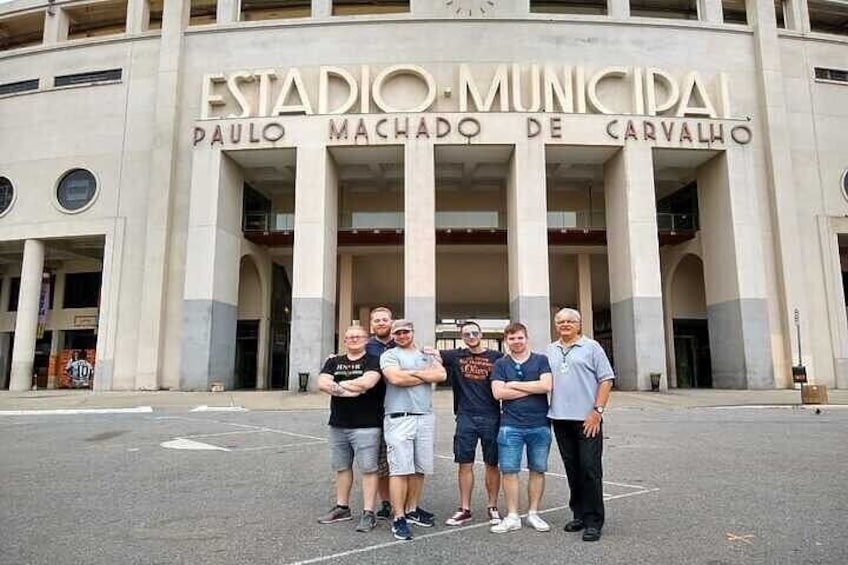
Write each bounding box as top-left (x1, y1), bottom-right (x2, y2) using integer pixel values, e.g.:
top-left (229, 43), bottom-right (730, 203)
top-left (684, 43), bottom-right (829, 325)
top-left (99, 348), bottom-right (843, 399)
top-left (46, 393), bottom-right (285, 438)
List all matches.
top-left (36, 274), bottom-right (50, 340)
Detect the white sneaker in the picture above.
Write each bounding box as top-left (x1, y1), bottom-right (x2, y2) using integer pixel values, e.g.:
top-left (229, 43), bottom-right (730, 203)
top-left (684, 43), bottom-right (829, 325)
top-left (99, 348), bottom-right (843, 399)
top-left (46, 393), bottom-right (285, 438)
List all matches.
top-left (526, 512), bottom-right (551, 532)
top-left (490, 514), bottom-right (521, 533)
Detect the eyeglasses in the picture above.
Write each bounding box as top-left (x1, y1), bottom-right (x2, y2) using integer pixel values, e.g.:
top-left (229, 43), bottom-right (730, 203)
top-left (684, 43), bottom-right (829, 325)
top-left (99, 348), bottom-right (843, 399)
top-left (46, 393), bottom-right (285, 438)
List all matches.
top-left (514, 363), bottom-right (523, 378)
top-left (392, 329), bottom-right (412, 335)
top-left (462, 330), bottom-right (481, 338)
top-left (556, 319), bottom-right (580, 325)
top-left (344, 335), bottom-right (368, 341)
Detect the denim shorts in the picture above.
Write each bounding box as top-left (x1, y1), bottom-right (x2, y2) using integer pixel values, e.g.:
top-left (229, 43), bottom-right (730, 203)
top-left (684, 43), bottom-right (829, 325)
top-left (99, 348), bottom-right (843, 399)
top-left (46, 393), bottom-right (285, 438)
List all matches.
top-left (497, 425), bottom-right (552, 474)
top-left (329, 426), bottom-right (382, 473)
top-left (454, 413), bottom-right (499, 466)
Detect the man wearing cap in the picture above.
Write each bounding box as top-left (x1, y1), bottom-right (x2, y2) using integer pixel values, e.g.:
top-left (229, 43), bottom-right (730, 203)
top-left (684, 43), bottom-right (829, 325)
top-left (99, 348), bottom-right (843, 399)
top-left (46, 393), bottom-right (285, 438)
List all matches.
top-left (380, 319), bottom-right (447, 541)
top-left (548, 307), bottom-right (614, 542)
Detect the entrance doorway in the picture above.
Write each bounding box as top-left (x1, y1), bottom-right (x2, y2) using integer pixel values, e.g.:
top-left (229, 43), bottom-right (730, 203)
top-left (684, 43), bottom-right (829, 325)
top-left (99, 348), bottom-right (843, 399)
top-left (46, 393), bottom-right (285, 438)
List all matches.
top-left (234, 320), bottom-right (259, 389)
top-left (673, 319), bottom-right (712, 388)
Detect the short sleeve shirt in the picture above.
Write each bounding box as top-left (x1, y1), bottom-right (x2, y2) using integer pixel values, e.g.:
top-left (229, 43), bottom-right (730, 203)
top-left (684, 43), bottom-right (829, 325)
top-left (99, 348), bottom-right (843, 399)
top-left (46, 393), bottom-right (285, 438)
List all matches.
top-left (320, 353), bottom-right (384, 428)
top-left (441, 349), bottom-right (502, 417)
top-left (491, 353), bottom-right (552, 428)
top-left (366, 337), bottom-right (395, 358)
top-left (380, 347), bottom-right (434, 414)
top-left (547, 336), bottom-right (615, 421)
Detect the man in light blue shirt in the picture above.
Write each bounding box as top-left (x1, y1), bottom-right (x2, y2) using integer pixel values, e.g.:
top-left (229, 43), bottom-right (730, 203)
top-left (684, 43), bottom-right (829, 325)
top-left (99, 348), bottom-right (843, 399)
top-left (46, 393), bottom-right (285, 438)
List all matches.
top-left (548, 308), bottom-right (614, 542)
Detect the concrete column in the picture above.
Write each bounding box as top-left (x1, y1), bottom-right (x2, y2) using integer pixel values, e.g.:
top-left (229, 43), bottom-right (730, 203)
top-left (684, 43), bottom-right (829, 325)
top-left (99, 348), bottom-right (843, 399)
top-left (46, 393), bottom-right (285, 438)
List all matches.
top-left (257, 315), bottom-right (269, 389)
top-left (745, 0), bottom-right (813, 386)
top-left (607, 0), bottom-right (630, 19)
top-left (0, 275), bottom-right (11, 313)
top-left (337, 254), bottom-right (354, 352)
top-left (43, 8), bottom-right (69, 45)
top-left (127, 0), bottom-right (151, 33)
top-left (0, 276), bottom-right (10, 389)
top-left (507, 142), bottom-right (551, 351)
top-left (698, 0), bottom-right (723, 23)
top-left (313, 0), bottom-right (333, 18)
top-left (404, 142), bottom-right (436, 348)
top-left (604, 146), bottom-right (666, 390)
top-left (179, 149), bottom-right (243, 391)
top-left (10, 240), bottom-right (45, 391)
top-left (289, 146), bottom-right (338, 390)
top-left (577, 253), bottom-right (594, 338)
top-left (697, 150), bottom-right (773, 389)
top-left (135, 0), bottom-right (190, 390)
top-left (217, 0), bottom-right (241, 23)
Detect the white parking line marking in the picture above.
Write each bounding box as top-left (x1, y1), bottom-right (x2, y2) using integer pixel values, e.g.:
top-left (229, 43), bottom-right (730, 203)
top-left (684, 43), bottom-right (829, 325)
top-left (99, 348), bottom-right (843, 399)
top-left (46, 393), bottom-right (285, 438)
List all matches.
top-left (0, 406), bottom-right (153, 416)
top-left (161, 438), bottom-right (230, 451)
top-left (159, 415), bottom-right (326, 441)
top-left (190, 405), bottom-right (248, 412)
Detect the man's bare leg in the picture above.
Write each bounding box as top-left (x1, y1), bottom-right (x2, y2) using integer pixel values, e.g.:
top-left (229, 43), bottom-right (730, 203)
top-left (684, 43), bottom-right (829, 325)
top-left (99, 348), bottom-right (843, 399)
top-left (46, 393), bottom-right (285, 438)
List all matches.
top-left (390, 475), bottom-right (409, 520)
top-left (528, 471), bottom-right (545, 512)
top-left (361, 472), bottom-right (377, 512)
top-left (336, 469), bottom-right (353, 506)
top-left (406, 473), bottom-right (425, 512)
top-left (458, 463), bottom-right (474, 509)
top-left (484, 464), bottom-right (500, 508)
top-left (501, 473), bottom-right (519, 514)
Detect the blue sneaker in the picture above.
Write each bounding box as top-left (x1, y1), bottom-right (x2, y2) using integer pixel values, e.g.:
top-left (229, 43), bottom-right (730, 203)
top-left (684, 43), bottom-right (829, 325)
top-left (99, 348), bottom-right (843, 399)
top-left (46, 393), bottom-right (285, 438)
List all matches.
top-left (406, 507), bottom-right (435, 528)
top-left (392, 517), bottom-right (413, 540)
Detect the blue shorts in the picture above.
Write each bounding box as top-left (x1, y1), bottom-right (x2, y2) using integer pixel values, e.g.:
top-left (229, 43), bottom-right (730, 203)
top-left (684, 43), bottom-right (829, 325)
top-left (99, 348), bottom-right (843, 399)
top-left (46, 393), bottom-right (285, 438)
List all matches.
top-left (497, 425), bottom-right (552, 474)
top-left (453, 413), bottom-right (499, 466)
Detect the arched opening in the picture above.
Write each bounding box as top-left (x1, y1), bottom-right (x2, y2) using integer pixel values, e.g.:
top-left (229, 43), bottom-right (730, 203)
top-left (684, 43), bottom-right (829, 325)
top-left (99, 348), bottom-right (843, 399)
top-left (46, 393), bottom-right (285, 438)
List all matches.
top-left (236, 255), bottom-right (263, 389)
top-left (670, 254), bottom-right (711, 388)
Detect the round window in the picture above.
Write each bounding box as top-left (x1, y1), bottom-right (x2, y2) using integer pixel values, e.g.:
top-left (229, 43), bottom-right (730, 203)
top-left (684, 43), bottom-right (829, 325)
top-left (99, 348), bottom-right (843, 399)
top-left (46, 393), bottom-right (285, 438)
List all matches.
top-left (0, 176), bottom-right (13, 216)
top-left (56, 169), bottom-right (97, 211)
top-left (842, 169), bottom-right (848, 201)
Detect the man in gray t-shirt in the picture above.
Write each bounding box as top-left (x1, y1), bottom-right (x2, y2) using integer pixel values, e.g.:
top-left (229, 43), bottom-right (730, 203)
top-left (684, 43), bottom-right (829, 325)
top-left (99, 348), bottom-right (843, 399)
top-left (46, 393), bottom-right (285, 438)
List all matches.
top-left (548, 308), bottom-right (614, 543)
top-left (379, 319), bottom-right (446, 541)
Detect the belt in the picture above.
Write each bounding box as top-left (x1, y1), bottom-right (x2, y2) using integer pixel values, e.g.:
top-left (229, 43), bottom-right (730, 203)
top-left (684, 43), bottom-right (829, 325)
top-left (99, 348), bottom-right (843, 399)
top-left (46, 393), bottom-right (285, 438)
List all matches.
top-left (387, 412), bottom-right (424, 419)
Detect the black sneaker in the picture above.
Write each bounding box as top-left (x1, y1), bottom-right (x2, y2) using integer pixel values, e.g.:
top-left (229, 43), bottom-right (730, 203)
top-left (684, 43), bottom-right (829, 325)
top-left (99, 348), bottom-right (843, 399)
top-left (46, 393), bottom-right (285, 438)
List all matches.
top-left (318, 505), bottom-right (352, 524)
top-left (392, 517), bottom-right (413, 540)
top-left (355, 511), bottom-right (377, 532)
top-left (376, 500), bottom-right (392, 521)
top-left (406, 507), bottom-right (435, 527)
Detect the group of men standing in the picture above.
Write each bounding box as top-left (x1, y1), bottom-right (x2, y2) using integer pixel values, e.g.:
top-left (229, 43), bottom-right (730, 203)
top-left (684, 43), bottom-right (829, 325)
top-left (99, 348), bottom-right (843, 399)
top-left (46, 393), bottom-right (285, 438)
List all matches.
top-left (317, 306), bottom-right (614, 543)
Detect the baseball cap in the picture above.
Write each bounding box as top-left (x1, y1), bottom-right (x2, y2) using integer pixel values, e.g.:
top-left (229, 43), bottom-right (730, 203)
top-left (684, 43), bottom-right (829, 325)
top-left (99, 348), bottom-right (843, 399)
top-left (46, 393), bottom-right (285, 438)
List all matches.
top-left (391, 319), bottom-right (414, 334)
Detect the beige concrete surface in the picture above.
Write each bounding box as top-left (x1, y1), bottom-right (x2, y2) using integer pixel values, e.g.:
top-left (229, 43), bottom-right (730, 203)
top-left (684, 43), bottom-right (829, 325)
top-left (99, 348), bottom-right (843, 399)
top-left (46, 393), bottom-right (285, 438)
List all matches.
top-left (1, 387), bottom-right (845, 412)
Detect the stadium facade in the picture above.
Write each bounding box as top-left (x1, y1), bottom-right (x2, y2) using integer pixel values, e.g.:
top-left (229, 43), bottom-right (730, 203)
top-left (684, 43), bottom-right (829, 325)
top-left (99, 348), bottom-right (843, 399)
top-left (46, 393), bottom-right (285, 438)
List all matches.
top-left (0, 0), bottom-right (846, 392)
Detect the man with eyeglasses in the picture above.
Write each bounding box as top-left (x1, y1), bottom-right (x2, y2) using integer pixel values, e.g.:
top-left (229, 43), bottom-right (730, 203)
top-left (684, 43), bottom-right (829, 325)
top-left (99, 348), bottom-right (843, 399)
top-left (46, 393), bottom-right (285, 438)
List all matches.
top-left (490, 322), bottom-right (553, 534)
top-left (429, 321), bottom-right (503, 527)
top-left (380, 319), bottom-right (446, 541)
top-left (316, 325), bottom-right (385, 533)
top-left (548, 308), bottom-right (614, 542)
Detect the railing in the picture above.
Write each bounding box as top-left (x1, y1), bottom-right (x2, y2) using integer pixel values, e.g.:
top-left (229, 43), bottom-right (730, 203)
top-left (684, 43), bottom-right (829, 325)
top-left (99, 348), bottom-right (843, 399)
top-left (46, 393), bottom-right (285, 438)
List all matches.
top-left (547, 210), bottom-right (606, 229)
top-left (656, 213), bottom-right (698, 231)
top-left (243, 212), bottom-right (295, 232)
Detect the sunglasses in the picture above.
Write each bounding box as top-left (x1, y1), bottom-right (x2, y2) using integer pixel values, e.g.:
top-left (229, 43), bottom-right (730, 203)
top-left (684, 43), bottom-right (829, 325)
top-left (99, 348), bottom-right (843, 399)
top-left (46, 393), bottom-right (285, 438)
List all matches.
top-left (462, 330), bottom-right (481, 338)
top-left (514, 363), bottom-right (523, 378)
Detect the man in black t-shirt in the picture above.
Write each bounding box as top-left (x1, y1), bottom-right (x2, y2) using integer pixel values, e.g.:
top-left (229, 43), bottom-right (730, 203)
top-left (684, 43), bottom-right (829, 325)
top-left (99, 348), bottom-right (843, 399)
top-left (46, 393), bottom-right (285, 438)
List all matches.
top-left (431, 321), bottom-right (504, 527)
top-left (317, 325), bottom-right (384, 533)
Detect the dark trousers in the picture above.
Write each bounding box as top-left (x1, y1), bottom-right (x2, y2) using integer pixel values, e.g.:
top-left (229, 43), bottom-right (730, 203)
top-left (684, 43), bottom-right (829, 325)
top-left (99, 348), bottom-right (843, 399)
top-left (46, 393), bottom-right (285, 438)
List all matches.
top-left (552, 419), bottom-right (605, 529)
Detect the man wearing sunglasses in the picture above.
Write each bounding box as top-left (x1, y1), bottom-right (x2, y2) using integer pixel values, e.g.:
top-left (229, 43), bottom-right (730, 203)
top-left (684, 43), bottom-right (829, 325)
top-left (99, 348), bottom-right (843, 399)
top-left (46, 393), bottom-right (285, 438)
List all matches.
top-left (316, 325), bottom-right (384, 533)
top-left (490, 322), bottom-right (553, 534)
top-left (429, 322), bottom-right (503, 527)
top-left (548, 308), bottom-right (614, 542)
top-left (380, 319), bottom-right (447, 541)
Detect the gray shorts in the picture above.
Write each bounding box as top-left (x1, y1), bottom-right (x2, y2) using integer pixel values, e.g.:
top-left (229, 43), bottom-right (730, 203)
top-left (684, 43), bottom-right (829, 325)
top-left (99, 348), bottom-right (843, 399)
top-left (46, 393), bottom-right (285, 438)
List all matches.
top-left (383, 413), bottom-right (436, 476)
top-left (329, 426), bottom-right (382, 473)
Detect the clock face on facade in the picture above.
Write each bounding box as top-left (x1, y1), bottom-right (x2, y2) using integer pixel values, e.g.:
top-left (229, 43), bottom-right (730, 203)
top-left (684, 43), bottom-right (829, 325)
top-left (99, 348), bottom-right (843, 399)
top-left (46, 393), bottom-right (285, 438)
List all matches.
top-left (444, 0), bottom-right (496, 17)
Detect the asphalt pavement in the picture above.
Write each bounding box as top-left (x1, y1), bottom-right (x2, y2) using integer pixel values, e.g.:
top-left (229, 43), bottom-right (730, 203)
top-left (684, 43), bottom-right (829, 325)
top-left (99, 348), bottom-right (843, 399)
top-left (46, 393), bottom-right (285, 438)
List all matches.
top-left (1, 392), bottom-right (846, 565)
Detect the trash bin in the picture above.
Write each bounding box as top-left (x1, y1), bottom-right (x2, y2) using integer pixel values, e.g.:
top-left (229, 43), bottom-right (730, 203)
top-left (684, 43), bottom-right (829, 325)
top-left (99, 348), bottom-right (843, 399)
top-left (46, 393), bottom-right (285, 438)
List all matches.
top-left (298, 372), bottom-right (309, 393)
top-left (650, 372), bottom-right (661, 392)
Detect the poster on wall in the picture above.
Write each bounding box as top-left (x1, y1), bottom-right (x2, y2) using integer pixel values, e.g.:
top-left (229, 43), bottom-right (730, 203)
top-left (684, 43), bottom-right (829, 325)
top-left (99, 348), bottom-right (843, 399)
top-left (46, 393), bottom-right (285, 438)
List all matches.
top-left (58, 349), bottom-right (95, 389)
top-left (36, 274), bottom-right (50, 339)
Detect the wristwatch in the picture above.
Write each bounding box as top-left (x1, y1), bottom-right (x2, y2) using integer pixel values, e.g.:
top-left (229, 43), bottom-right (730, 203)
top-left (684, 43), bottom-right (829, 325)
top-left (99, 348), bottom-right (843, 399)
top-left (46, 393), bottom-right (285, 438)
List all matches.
top-left (593, 405), bottom-right (605, 415)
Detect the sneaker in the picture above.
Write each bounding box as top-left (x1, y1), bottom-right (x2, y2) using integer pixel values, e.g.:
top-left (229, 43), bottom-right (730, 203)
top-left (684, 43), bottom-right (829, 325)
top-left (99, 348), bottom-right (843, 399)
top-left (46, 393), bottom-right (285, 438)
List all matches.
top-left (487, 507), bottom-right (502, 525)
top-left (490, 513), bottom-right (522, 533)
top-left (355, 511), bottom-right (377, 532)
top-left (318, 505), bottom-right (352, 524)
top-left (526, 512), bottom-right (551, 532)
top-left (376, 500), bottom-right (392, 521)
top-left (392, 517), bottom-right (413, 540)
top-left (406, 507), bottom-right (435, 528)
top-left (445, 508), bottom-right (472, 526)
